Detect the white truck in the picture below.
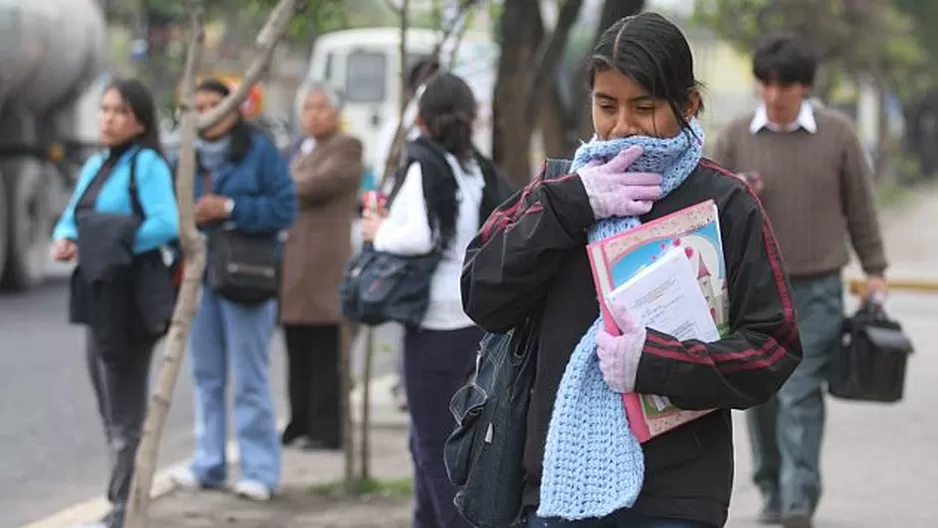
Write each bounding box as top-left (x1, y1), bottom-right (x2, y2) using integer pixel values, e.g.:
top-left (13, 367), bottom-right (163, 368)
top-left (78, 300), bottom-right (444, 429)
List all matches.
top-left (0, 0), bottom-right (107, 291)
top-left (294, 27), bottom-right (501, 186)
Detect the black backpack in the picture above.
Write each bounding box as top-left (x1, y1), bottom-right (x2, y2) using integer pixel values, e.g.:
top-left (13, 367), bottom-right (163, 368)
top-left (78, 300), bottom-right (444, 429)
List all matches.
top-left (443, 159), bottom-right (571, 528)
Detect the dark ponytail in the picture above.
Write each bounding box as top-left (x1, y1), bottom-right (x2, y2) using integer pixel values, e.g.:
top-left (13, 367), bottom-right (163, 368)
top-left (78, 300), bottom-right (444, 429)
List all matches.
top-left (418, 72), bottom-right (477, 166)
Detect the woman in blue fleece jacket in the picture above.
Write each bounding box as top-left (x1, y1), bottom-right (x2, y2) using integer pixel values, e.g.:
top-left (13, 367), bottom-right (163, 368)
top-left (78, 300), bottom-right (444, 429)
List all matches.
top-left (51, 79), bottom-right (179, 528)
top-left (170, 79), bottom-right (297, 501)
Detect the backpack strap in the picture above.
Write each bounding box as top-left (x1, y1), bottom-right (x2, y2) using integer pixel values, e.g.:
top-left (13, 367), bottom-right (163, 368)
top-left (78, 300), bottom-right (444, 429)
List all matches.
top-left (385, 158), bottom-right (413, 207)
top-left (127, 148), bottom-right (144, 219)
top-left (541, 159), bottom-right (574, 182)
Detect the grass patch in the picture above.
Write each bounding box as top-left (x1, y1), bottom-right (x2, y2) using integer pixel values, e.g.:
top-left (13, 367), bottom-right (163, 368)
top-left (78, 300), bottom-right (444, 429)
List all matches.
top-left (876, 183), bottom-right (911, 210)
top-left (311, 477), bottom-right (413, 498)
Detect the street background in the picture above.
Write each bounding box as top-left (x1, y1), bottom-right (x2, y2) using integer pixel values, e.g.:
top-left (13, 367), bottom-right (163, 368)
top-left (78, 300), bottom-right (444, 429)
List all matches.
top-left (0, 269), bottom-right (400, 528)
top-left (5, 184), bottom-right (936, 528)
top-left (4, 0), bottom-right (938, 526)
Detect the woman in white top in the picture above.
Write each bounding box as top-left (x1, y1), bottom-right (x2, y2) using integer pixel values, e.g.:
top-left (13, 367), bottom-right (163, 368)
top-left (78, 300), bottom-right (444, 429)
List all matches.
top-left (361, 72), bottom-right (511, 528)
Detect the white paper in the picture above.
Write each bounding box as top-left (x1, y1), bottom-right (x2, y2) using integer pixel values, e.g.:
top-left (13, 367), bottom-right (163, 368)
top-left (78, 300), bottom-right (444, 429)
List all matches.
top-left (608, 249), bottom-right (721, 344)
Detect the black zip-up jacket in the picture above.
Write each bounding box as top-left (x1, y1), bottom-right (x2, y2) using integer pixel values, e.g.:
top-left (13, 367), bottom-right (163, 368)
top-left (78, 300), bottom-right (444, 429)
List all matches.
top-left (460, 159), bottom-right (802, 527)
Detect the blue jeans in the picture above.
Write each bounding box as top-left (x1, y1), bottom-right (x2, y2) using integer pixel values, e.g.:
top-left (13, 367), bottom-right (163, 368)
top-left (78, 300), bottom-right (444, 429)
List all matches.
top-left (526, 508), bottom-right (711, 527)
top-left (188, 288), bottom-right (281, 489)
top-left (746, 273), bottom-right (844, 519)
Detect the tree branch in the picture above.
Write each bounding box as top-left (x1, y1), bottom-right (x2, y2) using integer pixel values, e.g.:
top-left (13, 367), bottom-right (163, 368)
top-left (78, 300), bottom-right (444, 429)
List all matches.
top-left (379, 0), bottom-right (478, 186)
top-left (524, 0), bottom-right (584, 130)
top-left (384, 0), bottom-right (403, 15)
top-left (123, 4), bottom-right (207, 528)
top-left (196, 0), bottom-right (298, 130)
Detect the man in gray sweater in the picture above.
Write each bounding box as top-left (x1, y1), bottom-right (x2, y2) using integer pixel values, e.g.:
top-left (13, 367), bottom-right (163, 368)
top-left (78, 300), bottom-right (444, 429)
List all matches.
top-left (713, 35), bottom-right (888, 528)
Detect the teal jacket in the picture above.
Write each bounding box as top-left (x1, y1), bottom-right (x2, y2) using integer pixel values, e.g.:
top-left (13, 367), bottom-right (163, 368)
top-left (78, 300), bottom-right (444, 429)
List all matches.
top-left (53, 147), bottom-right (180, 254)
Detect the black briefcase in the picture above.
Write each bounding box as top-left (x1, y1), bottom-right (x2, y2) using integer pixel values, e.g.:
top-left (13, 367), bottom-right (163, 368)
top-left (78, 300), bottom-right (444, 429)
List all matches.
top-left (828, 301), bottom-right (914, 403)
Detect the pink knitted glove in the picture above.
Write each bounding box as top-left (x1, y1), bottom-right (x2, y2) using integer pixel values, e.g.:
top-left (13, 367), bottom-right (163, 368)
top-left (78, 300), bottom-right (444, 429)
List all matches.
top-left (578, 145), bottom-right (664, 220)
top-left (596, 297), bottom-right (647, 393)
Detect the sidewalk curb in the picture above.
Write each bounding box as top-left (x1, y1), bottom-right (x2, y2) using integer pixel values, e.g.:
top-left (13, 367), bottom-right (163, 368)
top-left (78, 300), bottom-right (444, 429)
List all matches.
top-left (24, 374), bottom-right (400, 528)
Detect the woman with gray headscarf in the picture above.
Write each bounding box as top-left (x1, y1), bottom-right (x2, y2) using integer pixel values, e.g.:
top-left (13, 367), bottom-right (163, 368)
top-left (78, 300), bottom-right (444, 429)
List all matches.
top-left (279, 83), bottom-right (363, 449)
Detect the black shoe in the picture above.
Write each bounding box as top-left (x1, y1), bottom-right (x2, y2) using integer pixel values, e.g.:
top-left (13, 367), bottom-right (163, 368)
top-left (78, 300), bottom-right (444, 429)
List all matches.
top-left (281, 424), bottom-right (307, 446)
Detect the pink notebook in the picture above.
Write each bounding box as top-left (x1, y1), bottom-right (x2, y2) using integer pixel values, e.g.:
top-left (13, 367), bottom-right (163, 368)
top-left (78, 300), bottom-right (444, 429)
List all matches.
top-left (586, 200), bottom-right (729, 443)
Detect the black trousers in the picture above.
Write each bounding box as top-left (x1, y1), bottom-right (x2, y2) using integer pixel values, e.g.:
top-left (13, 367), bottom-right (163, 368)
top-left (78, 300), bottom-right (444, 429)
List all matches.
top-left (404, 325), bottom-right (482, 528)
top-left (86, 329), bottom-right (154, 528)
top-left (282, 324), bottom-right (342, 447)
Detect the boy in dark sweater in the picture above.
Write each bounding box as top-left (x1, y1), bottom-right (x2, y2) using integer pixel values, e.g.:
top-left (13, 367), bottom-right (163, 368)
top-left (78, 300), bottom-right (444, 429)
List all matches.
top-left (713, 34), bottom-right (888, 528)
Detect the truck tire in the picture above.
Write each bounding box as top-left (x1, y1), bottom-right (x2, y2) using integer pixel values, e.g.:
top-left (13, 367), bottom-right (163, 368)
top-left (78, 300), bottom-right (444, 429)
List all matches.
top-left (1, 161), bottom-right (51, 291)
top-left (0, 170), bottom-right (8, 284)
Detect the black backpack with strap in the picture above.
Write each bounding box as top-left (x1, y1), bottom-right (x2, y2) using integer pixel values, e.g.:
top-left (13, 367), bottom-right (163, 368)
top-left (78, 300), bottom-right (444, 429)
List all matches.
top-left (443, 158), bottom-right (572, 528)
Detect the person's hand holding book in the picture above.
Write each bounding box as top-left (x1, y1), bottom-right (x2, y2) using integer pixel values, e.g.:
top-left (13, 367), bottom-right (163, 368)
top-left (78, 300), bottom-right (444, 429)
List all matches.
top-left (596, 296), bottom-right (646, 393)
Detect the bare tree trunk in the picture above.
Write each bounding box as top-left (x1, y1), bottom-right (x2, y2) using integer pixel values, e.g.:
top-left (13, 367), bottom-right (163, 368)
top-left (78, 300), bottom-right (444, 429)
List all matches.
top-left (358, 327), bottom-right (374, 482)
top-left (540, 83), bottom-right (576, 158)
top-left (492, 0), bottom-right (544, 187)
top-left (123, 5), bottom-right (206, 528)
top-left (123, 1), bottom-right (300, 526)
top-left (380, 0), bottom-right (477, 188)
top-left (399, 0), bottom-right (411, 118)
top-left (571, 0), bottom-right (646, 141)
top-left (338, 323), bottom-right (355, 487)
top-left (196, 0), bottom-right (298, 131)
top-left (523, 0), bottom-right (584, 132)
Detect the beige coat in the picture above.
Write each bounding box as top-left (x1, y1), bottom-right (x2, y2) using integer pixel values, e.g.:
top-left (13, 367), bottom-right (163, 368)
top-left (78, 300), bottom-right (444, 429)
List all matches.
top-left (279, 133), bottom-right (363, 325)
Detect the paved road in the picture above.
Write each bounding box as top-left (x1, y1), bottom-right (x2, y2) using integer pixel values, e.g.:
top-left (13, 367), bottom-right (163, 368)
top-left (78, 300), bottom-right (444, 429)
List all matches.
top-left (727, 291), bottom-right (938, 526)
top-left (0, 274), bottom-right (254, 528)
top-left (728, 183), bottom-right (938, 526)
top-left (0, 264), bottom-right (401, 527)
top-left (5, 183), bottom-right (937, 527)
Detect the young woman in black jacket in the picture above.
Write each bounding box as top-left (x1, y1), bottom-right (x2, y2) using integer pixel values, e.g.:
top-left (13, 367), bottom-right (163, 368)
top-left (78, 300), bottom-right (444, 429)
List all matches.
top-left (461, 12), bottom-right (802, 528)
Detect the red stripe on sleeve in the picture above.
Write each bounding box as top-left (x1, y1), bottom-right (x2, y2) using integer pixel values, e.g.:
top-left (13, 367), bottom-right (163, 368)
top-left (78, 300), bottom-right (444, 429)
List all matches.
top-left (640, 159), bottom-right (799, 373)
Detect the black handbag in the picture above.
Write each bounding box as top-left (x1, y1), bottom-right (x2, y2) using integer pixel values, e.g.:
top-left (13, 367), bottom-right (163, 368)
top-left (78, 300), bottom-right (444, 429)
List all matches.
top-left (444, 316), bottom-right (539, 528)
top-left (339, 243), bottom-right (441, 326)
top-left (206, 228), bottom-right (281, 305)
top-left (201, 161), bottom-right (281, 305)
top-left (339, 153), bottom-right (445, 327)
top-left (828, 301), bottom-right (915, 403)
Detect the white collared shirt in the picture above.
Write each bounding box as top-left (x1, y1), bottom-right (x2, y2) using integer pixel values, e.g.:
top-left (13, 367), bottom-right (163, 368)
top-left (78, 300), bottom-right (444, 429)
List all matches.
top-left (749, 100), bottom-right (818, 134)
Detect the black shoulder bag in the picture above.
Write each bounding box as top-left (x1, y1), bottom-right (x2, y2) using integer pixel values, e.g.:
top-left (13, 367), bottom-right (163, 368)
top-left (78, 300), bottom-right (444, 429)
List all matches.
top-left (126, 152), bottom-right (177, 340)
top-left (339, 160), bottom-right (444, 327)
top-left (69, 149), bottom-right (175, 362)
top-left (443, 158), bottom-right (572, 528)
top-left (203, 171), bottom-right (282, 305)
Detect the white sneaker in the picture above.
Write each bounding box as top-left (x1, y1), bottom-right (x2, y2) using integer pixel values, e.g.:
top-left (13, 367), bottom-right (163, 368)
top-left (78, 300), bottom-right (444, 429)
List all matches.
top-left (169, 467), bottom-right (205, 490)
top-left (233, 479), bottom-right (273, 501)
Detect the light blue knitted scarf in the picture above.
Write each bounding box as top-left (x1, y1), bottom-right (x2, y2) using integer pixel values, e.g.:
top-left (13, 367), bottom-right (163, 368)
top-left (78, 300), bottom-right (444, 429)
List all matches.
top-left (537, 119), bottom-right (705, 520)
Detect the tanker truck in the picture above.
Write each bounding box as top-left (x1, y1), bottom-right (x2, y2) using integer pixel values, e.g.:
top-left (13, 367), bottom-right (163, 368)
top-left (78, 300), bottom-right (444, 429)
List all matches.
top-left (0, 0), bottom-right (107, 291)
